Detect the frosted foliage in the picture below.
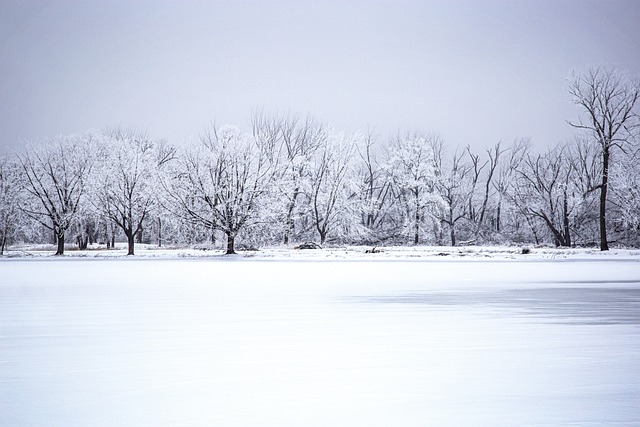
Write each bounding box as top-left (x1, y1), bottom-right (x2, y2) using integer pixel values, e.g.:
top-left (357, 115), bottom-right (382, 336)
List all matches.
top-left (387, 135), bottom-right (446, 244)
top-left (0, 157), bottom-right (22, 252)
top-left (164, 125), bottom-right (276, 252)
top-left (17, 132), bottom-right (97, 254)
top-left (92, 131), bottom-right (160, 255)
top-left (610, 151), bottom-right (640, 234)
top-left (308, 131), bottom-right (365, 244)
top-left (3, 96), bottom-right (640, 252)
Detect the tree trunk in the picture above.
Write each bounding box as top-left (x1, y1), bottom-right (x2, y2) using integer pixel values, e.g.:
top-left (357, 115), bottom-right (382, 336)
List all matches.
top-left (77, 235), bottom-right (88, 250)
top-left (225, 233), bottom-right (236, 255)
top-left (283, 188), bottom-right (299, 245)
top-left (414, 210), bottom-right (420, 245)
top-left (599, 149), bottom-right (609, 251)
top-left (55, 232), bottom-right (65, 256)
top-left (126, 231), bottom-right (135, 256)
top-left (157, 217), bottom-right (162, 247)
top-left (450, 224), bottom-right (456, 247)
top-left (319, 229), bottom-right (327, 245)
top-left (563, 190), bottom-right (571, 247)
top-left (0, 236), bottom-right (6, 255)
top-left (136, 228), bottom-right (143, 244)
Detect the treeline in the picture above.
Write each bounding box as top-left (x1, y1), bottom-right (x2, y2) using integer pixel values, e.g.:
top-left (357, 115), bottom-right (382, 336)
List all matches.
top-left (1, 68), bottom-right (639, 255)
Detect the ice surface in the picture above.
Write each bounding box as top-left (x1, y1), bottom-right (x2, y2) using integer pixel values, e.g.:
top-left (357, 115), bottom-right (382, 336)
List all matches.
top-left (1, 259), bottom-right (639, 426)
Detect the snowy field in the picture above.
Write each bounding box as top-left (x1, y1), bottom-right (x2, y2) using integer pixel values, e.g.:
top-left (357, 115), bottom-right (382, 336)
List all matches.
top-left (1, 254), bottom-right (640, 426)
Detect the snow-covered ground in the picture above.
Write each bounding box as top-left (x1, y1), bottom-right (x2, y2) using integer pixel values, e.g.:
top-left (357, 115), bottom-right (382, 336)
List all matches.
top-left (4, 242), bottom-right (640, 261)
top-left (1, 255), bottom-right (639, 426)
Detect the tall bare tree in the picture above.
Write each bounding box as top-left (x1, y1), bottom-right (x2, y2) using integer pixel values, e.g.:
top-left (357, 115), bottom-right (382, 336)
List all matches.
top-left (435, 149), bottom-right (471, 246)
top-left (356, 131), bottom-right (393, 239)
top-left (568, 68), bottom-right (640, 250)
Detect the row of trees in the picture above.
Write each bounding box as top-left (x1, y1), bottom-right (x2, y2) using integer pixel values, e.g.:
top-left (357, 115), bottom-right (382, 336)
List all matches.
top-left (1, 68), bottom-right (639, 255)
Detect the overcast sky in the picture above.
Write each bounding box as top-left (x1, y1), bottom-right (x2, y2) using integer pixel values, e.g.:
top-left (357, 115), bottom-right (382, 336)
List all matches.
top-left (1, 0), bottom-right (639, 154)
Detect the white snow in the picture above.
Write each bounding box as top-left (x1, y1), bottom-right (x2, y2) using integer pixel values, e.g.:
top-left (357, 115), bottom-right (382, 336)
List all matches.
top-left (1, 255), bottom-right (639, 426)
top-left (4, 243), bottom-right (640, 261)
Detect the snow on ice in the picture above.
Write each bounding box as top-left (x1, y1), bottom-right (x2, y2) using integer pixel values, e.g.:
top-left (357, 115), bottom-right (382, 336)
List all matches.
top-left (1, 253), bottom-right (639, 426)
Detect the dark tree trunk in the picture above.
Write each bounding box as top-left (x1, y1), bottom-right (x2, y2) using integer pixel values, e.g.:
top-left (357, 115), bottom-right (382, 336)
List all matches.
top-left (1, 236), bottom-right (6, 255)
top-left (283, 188), bottom-right (299, 245)
top-left (126, 231), bottom-right (135, 256)
top-left (599, 149), bottom-right (609, 251)
top-left (450, 225), bottom-right (456, 247)
top-left (447, 208), bottom-right (456, 246)
top-left (77, 235), bottom-right (88, 250)
top-left (225, 233), bottom-right (236, 255)
top-left (157, 217), bottom-right (162, 247)
top-left (55, 232), bottom-right (65, 256)
top-left (563, 190), bottom-right (571, 248)
top-left (318, 227), bottom-right (327, 245)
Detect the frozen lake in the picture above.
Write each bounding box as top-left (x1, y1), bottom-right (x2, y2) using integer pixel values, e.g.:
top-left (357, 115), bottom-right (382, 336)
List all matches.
top-left (1, 259), bottom-right (640, 426)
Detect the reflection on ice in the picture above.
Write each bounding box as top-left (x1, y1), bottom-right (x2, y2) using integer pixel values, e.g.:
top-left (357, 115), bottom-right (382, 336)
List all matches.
top-left (358, 286), bottom-right (640, 325)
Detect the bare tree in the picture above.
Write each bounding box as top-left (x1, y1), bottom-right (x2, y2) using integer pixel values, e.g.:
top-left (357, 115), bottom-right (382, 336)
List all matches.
top-left (513, 145), bottom-right (575, 246)
top-left (435, 149), bottom-right (471, 246)
top-left (18, 134), bottom-right (95, 255)
top-left (478, 142), bottom-right (504, 235)
top-left (492, 139), bottom-right (529, 237)
top-left (568, 67), bottom-right (640, 250)
top-left (464, 146), bottom-right (486, 228)
top-left (356, 131), bottom-right (394, 239)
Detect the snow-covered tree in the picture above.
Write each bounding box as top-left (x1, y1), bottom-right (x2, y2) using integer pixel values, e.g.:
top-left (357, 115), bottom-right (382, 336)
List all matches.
top-left (277, 116), bottom-right (325, 244)
top-left (0, 156), bottom-right (23, 254)
top-left (307, 130), bottom-right (361, 244)
top-left (609, 142), bottom-right (640, 245)
top-left (568, 67), bottom-right (640, 250)
top-left (18, 133), bottom-right (96, 255)
top-left (434, 148), bottom-right (473, 246)
top-left (354, 132), bottom-right (395, 242)
top-left (387, 134), bottom-right (445, 244)
top-left (92, 129), bottom-right (165, 255)
top-left (165, 125), bottom-right (276, 254)
top-left (511, 144), bottom-right (576, 246)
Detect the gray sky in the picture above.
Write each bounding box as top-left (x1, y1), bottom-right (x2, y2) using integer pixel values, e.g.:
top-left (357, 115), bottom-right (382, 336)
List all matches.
top-left (1, 0), bottom-right (640, 154)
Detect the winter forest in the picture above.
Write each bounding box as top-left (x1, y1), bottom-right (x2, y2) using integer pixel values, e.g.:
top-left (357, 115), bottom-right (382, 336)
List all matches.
top-left (1, 68), bottom-right (639, 256)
